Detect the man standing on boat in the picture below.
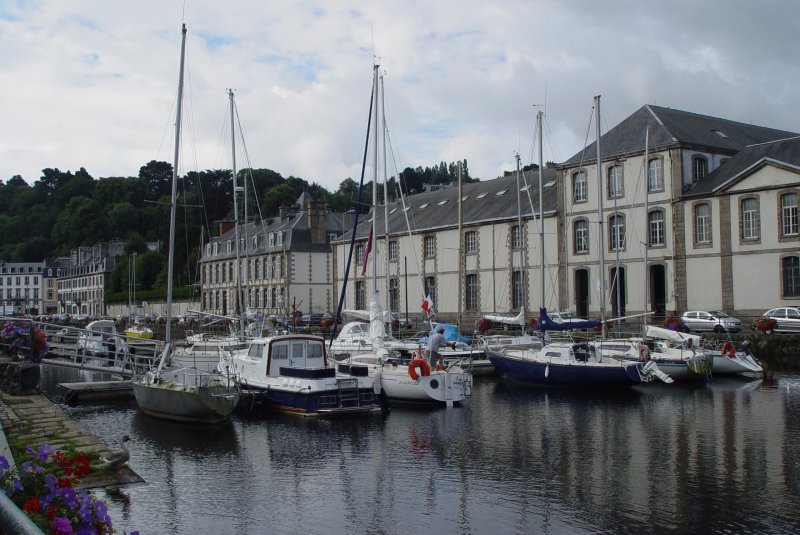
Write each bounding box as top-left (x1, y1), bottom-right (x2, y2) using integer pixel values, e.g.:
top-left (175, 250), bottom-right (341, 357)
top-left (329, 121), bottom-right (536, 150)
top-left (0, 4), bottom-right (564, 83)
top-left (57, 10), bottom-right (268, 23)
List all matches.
top-left (426, 326), bottom-right (454, 368)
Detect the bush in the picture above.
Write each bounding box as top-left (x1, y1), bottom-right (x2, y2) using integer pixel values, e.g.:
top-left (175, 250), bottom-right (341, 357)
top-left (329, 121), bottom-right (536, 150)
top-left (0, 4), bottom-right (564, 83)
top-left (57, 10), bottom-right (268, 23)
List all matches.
top-left (0, 443), bottom-right (137, 534)
top-left (0, 321), bottom-right (49, 362)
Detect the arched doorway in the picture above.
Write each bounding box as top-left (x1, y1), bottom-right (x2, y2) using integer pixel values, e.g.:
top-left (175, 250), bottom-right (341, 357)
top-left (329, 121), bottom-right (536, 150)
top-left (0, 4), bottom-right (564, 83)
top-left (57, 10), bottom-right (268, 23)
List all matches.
top-left (574, 268), bottom-right (589, 319)
top-left (609, 266), bottom-right (626, 318)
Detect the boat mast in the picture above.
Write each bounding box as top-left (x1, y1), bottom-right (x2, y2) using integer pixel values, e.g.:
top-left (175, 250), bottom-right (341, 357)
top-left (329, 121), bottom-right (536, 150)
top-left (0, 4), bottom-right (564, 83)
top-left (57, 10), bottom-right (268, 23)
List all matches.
top-left (595, 95), bottom-right (607, 337)
top-left (380, 73), bottom-right (392, 338)
top-left (229, 89), bottom-right (246, 337)
top-left (159, 23), bottom-right (186, 369)
top-left (457, 160), bottom-right (463, 332)
top-left (515, 153), bottom-right (526, 320)
top-left (371, 64), bottom-right (379, 299)
top-left (643, 126), bottom-right (650, 318)
top-left (536, 110), bottom-right (544, 316)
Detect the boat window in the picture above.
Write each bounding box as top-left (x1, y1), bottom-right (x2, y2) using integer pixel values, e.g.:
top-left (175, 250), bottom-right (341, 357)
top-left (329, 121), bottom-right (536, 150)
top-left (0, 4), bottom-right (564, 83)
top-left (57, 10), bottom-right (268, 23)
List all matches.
top-left (545, 352), bottom-right (561, 358)
top-left (248, 344), bottom-right (265, 360)
top-left (291, 342), bottom-right (305, 359)
top-left (272, 343), bottom-right (288, 359)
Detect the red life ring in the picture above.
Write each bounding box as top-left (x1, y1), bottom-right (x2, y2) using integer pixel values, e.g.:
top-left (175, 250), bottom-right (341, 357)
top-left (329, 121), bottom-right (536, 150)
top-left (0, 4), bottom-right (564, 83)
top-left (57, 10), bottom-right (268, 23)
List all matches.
top-left (721, 342), bottom-right (736, 358)
top-left (408, 357), bottom-right (431, 380)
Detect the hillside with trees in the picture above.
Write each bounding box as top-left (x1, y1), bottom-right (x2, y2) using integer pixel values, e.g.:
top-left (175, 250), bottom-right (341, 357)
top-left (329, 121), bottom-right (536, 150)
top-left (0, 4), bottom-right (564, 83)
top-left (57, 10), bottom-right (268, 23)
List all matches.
top-left (0, 159), bottom-right (476, 297)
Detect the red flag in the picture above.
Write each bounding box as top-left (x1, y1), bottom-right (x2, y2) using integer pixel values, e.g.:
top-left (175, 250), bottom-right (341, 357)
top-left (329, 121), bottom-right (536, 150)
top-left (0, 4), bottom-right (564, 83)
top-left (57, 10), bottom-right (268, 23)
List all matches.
top-left (360, 226), bottom-right (373, 276)
top-left (421, 294), bottom-right (433, 316)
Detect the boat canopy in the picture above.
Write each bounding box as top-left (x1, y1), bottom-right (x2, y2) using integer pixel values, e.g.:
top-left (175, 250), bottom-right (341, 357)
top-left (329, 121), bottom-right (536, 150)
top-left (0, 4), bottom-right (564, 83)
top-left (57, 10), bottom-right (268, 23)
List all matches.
top-left (421, 323), bottom-right (472, 344)
top-left (538, 308), bottom-right (601, 331)
top-left (645, 325), bottom-right (702, 346)
top-left (481, 310), bottom-right (526, 326)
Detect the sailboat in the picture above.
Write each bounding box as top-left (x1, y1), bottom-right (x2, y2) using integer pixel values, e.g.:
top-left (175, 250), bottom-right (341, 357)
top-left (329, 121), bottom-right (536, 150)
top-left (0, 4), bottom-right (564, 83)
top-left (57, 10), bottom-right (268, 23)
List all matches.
top-left (336, 64), bottom-right (472, 406)
top-left (132, 24), bottom-right (240, 424)
top-left (123, 253), bottom-right (154, 340)
top-left (488, 102), bottom-right (670, 388)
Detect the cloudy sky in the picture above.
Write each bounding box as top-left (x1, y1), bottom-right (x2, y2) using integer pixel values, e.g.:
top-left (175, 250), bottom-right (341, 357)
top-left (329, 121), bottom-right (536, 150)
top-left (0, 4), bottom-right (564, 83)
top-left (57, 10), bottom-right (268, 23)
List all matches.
top-left (1, 0), bottom-right (798, 191)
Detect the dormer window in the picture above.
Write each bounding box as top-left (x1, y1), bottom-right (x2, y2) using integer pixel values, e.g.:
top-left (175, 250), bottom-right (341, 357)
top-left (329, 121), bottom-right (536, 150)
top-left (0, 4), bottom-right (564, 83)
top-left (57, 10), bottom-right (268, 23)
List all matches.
top-left (269, 233), bottom-right (275, 247)
top-left (276, 232), bottom-right (283, 246)
top-left (437, 200), bottom-right (448, 206)
top-left (213, 243), bottom-right (219, 255)
top-left (692, 156), bottom-right (708, 182)
top-left (226, 240), bottom-right (232, 254)
top-left (252, 236), bottom-right (258, 248)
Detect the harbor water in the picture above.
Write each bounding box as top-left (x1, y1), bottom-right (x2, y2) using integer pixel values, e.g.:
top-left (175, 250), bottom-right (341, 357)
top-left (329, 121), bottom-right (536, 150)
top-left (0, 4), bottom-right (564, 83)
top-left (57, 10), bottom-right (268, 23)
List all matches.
top-left (39, 366), bottom-right (800, 534)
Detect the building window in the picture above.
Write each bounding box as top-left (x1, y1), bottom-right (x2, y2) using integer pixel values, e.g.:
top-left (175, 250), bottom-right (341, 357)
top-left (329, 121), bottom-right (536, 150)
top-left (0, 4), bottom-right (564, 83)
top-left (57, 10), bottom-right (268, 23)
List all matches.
top-left (574, 219), bottom-right (589, 254)
top-left (464, 231), bottom-right (477, 253)
top-left (389, 278), bottom-right (399, 311)
top-left (692, 156), bottom-right (708, 182)
top-left (355, 243), bottom-right (365, 265)
top-left (355, 281), bottom-right (366, 310)
top-left (607, 165), bottom-right (623, 199)
top-left (648, 210), bottom-right (665, 246)
top-left (227, 241), bottom-right (232, 254)
top-left (609, 214), bottom-right (626, 251)
top-left (465, 273), bottom-right (478, 310)
top-left (511, 225), bottom-right (523, 250)
top-left (424, 236), bottom-right (436, 258)
top-left (648, 158), bottom-right (663, 192)
top-left (783, 256), bottom-right (800, 297)
top-left (213, 243), bottom-right (219, 255)
top-left (269, 233), bottom-right (275, 247)
top-left (252, 236), bottom-right (258, 248)
top-left (694, 203), bottom-right (711, 245)
top-left (741, 197), bottom-right (760, 241)
top-left (512, 270), bottom-right (524, 310)
top-left (781, 192), bottom-right (798, 237)
top-left (388, 240), bottom-right (398, 261)
top-left (424, 276), bottom-right (436, 309)
top-left (276, 232), bottom-right (283, 246)
top-left (572, 171), bottom-right (587, 203)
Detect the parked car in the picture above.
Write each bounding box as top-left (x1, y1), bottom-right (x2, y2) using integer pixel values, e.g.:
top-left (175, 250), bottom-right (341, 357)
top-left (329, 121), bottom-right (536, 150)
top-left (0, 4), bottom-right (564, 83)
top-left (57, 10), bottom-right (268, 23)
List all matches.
top-left (761, 307), bottom-right (800, 333)
top-left (680, 310), bottom-right (742, 333)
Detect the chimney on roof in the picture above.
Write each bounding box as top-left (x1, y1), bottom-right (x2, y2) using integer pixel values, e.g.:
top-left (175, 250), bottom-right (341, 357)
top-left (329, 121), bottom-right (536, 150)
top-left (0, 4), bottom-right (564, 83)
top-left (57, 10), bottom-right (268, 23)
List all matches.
top-left (279, 205), bottom-right (288, 219)
top-left (219, 220), bottom-right (235, 236)
top-left (308, 200), bottom-right (326, 244)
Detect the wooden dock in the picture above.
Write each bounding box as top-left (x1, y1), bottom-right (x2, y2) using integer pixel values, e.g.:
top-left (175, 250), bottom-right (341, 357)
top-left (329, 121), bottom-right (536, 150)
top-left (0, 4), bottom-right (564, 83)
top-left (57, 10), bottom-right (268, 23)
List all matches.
top-left (0, 392), bottom-right (143, 489)
top-left (56, 380), bottom-right (134, 405)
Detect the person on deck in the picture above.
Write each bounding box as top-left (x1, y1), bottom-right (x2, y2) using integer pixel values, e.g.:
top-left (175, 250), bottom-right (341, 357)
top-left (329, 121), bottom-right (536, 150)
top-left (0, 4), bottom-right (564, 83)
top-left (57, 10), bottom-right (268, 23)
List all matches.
top-left (426, 326), bottom-right (454, 368)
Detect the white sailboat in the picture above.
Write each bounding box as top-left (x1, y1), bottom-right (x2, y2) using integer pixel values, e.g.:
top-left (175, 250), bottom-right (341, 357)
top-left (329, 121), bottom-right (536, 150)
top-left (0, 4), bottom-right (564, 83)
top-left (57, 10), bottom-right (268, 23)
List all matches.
top-left (337, 64), bottom-right (472, 406)
top-left (132, 24), bottom-right (239, 424)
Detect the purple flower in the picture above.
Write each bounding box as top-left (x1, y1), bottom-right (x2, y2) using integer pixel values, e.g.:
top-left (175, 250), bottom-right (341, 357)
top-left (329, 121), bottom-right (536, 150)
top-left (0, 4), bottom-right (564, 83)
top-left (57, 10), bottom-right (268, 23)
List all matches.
top-left (93, 498), bottom-right (108, 519)
top-left (36, 444), bottom-right (55, 462)
top-left (21, 460), bottom-right (43, 475)
top-left (50, 516), bottom-right (73, 534)
top-left (0, 455), bottom-right (9, 474)
top-left (76, 525), bottom-right (95, 535)
top-left (59, 487), bottom-right (78, 508)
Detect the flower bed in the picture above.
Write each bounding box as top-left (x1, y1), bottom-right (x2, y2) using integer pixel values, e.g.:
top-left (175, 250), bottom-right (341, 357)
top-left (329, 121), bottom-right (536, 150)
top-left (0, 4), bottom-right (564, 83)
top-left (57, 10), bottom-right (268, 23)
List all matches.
top-left (0, 443), bottom-right (137, 534)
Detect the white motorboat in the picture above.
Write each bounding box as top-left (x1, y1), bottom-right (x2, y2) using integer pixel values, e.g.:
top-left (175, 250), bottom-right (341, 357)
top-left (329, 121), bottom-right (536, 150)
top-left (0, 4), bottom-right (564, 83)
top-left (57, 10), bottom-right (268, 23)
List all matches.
top-left (224, 333), bottom-right (381, 416)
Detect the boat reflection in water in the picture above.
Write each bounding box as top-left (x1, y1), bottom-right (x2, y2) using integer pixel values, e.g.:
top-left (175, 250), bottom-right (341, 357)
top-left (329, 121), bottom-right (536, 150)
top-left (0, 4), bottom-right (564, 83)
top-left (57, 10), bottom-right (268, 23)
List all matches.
top-left (40, 366), bottom-right (800, 534)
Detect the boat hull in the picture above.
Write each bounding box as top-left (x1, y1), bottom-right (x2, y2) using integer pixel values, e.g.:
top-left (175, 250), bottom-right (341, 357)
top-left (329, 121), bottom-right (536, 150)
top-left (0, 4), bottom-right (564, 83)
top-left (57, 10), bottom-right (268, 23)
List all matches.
top-left (709, 352), bottom-right (763, 375)
top-left (132, 369), bottom-right (239, 424)
top-left (375, 364), bottom-right (472, 405)
top-left (488, 352), bottom-right (642, 387)
top-left (238, 382), bottom-right (381, 417)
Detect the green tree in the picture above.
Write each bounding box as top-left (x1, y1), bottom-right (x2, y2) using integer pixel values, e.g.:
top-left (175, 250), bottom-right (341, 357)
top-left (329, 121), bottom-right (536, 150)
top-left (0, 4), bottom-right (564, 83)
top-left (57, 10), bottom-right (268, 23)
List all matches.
top-left (263, 183), bottom-right (299, 217)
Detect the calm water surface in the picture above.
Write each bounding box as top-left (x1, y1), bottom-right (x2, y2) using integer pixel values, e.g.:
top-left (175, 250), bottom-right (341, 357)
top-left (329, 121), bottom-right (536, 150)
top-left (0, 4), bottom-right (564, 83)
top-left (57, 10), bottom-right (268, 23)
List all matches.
top-left (40, 367), bottom-right (800, 534)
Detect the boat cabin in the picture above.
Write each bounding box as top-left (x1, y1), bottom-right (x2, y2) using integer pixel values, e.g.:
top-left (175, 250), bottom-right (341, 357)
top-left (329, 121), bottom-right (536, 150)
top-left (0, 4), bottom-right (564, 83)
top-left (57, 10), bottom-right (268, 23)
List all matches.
top-left (245, 336), bottom-right (330, 376)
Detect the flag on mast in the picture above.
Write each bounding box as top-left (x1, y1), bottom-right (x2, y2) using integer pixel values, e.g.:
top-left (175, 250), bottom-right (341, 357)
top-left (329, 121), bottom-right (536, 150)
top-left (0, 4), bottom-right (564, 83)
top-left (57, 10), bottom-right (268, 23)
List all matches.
top-left (421, 294), bottom-right (433, 317)
top-left (360, 226), bottom-right (373, 276)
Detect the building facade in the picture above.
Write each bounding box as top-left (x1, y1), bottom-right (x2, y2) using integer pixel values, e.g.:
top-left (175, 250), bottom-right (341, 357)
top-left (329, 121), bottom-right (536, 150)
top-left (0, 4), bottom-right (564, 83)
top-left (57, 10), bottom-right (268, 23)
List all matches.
top-left (0, 261), bottom-right (45, 315)
top-left (200, 197), bottom-right (352, 318)
top-left (56, 241), bottom-right (125, 317)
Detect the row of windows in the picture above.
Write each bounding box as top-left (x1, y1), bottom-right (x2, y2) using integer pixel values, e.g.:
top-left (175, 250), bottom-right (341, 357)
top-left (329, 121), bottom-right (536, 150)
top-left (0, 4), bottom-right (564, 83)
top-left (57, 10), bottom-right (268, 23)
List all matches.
top-left (4, 289), bottom-right (40, 299)
top-left (0, 266), bottom-right (42, 274)
top-left (203, 256), bottom-right (286, 285)
top-left (206, 231), bottom-right (284, 257)
top-left (572, 158), bottom-right (668, 204)
top-left (1, 276), bottom-right (39, 286)
top-left (693, 192), bottom-right (798, 246)
top-left (203, 286), bottom-right (287, 310)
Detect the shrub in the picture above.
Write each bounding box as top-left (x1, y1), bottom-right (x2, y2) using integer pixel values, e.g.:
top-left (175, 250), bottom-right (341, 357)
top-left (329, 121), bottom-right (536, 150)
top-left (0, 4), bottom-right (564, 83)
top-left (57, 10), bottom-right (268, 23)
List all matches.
top-left (0, 443), bottom-right (136, 534)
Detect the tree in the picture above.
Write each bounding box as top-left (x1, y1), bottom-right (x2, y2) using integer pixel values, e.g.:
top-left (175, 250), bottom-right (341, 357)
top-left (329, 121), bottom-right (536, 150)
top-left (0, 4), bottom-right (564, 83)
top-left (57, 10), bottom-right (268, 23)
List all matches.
top-left (139, 160), bottom-right (173, 199)
top-left (263, 183), bottom-right (299, 217)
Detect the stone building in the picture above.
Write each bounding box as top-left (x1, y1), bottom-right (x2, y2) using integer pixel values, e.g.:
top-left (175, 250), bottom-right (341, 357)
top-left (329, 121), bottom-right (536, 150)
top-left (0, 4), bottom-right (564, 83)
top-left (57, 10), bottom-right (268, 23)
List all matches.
top-left (0, 261), bottom-right (45, 315)
top-left (56, 241), bottom-right (125, 317)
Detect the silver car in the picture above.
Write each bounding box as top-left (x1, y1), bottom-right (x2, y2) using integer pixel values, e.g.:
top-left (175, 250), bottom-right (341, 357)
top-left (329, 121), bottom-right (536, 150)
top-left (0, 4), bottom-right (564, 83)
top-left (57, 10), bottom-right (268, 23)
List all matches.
top-left (680, 310), bottom-right (742, 333)
top-left (762, 307), bottom-right (800, 333)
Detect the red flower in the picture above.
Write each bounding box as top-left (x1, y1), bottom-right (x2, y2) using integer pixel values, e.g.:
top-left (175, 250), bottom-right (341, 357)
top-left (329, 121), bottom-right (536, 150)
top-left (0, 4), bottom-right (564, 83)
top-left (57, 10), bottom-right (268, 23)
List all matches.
top-left (57, 477), bottom-right (72, 489)
top-left (22, 496), bottom-right (41, 513)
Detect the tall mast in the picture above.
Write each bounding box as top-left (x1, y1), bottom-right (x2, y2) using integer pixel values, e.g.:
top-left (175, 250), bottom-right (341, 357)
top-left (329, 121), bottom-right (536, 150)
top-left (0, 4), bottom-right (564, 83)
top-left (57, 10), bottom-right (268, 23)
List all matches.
top-left (160, 23), bottom-right (186, 367)
top-left (371, 64), bottom-right (379, 296)
top-left (457, 160), bottom-right (463, 332)
top-left (229, 89), bottom-right (245, 337)
top-left (537, 110), bottom-right (544, 314)
top-left (643, 126), bottom-right (650, 317)
top-left (380, 73), bottom-right (392, 337)
top-left (515, 153), bottom-right (526, 317)
top-left (595, 95), bottom-right (607, 336)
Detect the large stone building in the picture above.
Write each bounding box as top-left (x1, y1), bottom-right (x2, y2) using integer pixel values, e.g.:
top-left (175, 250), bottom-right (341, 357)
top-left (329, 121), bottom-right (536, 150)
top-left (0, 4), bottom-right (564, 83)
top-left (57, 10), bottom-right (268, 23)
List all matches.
top-left (332, 104), bottom-right (799, 327)
top-left (0, 261), bottom-right (45, 315)
top-left (200, 196), bottom-right (353, 317)
top-left (56, 241), bottom-right (125, 317)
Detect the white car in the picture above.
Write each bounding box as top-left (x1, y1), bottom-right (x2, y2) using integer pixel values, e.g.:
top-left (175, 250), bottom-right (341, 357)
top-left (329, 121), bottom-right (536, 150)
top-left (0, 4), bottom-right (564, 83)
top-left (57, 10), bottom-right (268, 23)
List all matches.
top-left (761, 307), bottom-right (800, 333)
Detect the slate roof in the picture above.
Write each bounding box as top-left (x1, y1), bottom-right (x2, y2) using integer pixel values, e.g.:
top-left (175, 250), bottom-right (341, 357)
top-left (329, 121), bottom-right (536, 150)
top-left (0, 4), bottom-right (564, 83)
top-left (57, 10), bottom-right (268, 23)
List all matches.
top-left (560, 105), bottom-right (799, 167)
top-left (204, 210), bottom-right (355, 261)
top-left (683, 136), bottom-right (800, 197)
top-left (336, 167), bottom-right (559, 242)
